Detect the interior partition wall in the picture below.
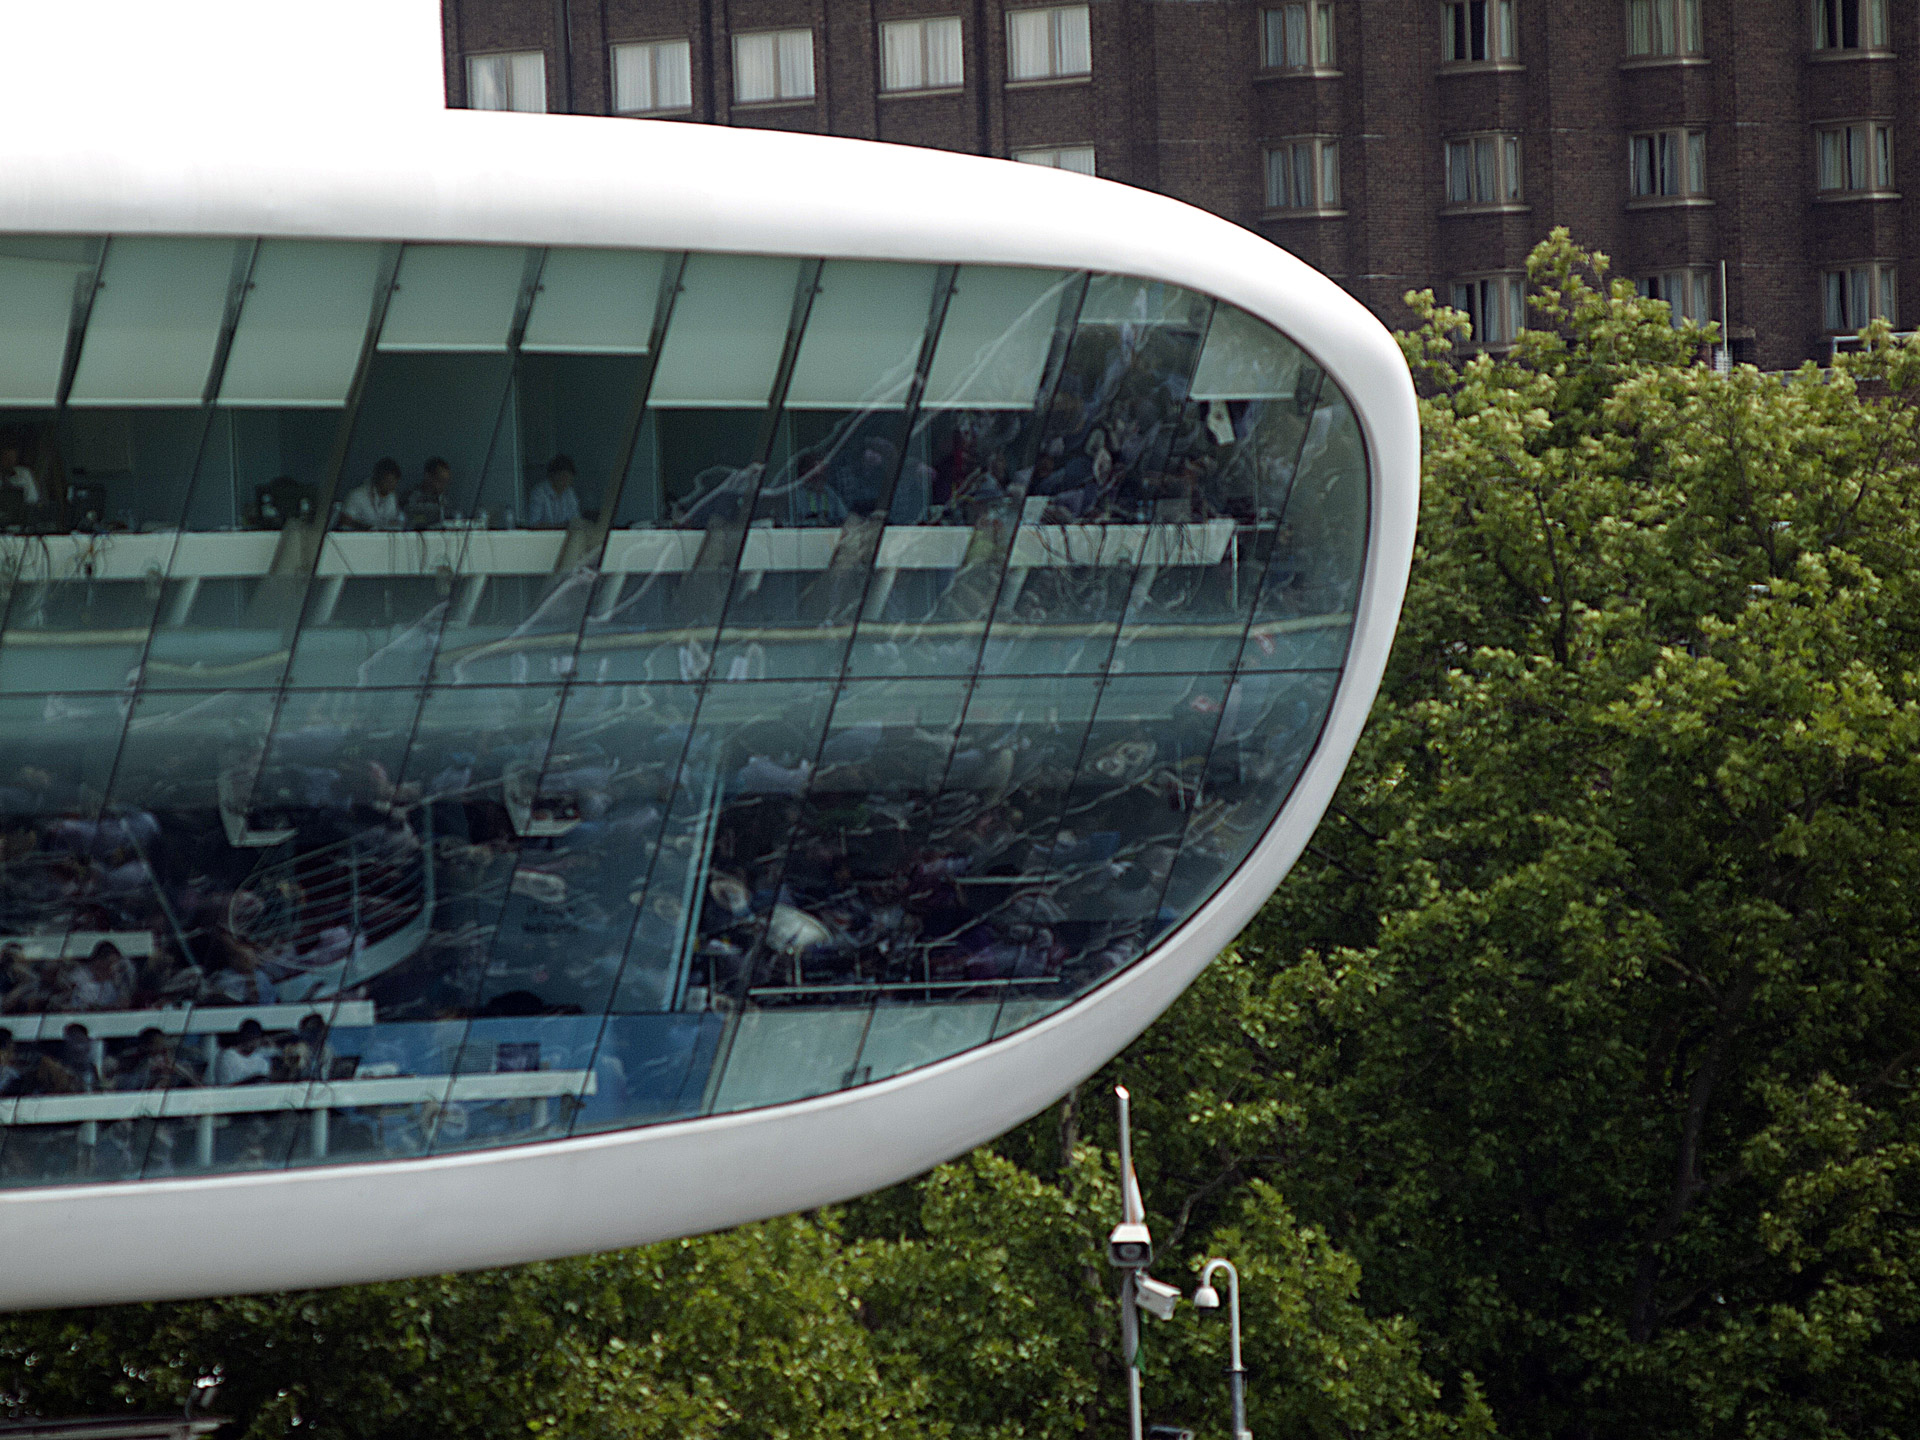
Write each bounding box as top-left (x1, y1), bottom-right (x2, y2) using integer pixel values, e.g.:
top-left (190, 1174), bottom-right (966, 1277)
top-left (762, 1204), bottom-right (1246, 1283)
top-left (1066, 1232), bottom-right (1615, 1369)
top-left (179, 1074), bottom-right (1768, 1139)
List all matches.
top-left (0, 236), bottom-right (1367, 1186)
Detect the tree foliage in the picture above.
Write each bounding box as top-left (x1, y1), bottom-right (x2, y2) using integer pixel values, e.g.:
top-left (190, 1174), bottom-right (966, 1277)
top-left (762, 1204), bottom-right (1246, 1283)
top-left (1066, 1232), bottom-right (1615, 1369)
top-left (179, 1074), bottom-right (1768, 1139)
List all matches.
top-left (5, 233), bottom-right (1919, 1439)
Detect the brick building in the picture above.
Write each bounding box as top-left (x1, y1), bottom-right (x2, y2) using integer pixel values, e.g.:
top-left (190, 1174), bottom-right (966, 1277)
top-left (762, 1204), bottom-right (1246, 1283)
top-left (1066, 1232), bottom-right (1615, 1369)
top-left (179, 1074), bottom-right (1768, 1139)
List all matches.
top-left (441, 0), bottom-right (1915, 368)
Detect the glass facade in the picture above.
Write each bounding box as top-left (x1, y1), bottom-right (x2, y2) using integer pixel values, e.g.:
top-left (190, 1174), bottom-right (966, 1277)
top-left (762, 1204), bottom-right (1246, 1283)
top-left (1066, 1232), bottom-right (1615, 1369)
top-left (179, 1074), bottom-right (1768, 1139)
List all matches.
top-left (0, 237), bottom-right (1366, 1186)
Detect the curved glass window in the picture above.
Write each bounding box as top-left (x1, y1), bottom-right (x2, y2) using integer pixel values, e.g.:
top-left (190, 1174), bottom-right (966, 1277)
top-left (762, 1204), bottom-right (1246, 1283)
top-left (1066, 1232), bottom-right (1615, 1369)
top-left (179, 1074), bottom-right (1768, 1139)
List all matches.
top-left (0, 237), bottom-right (1366, 1186)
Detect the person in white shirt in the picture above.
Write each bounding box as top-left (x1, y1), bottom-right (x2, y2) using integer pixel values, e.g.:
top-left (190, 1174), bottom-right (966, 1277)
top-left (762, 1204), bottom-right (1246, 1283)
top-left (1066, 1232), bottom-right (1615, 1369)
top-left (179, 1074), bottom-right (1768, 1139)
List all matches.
top-left (341, 457), bottom-right (404, 530)
top-left (526, 455), bottom-right (582, 529)
top-left (0, 436), bottom-right (40, 510)
top-left (214, 1019), bottom-right (278, 1086)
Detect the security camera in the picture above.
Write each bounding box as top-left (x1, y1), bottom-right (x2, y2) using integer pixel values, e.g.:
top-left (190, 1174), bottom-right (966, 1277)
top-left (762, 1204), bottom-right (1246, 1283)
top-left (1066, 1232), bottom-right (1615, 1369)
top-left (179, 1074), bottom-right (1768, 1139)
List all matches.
top-left (1134, 1273), bottom-right (1182, 1322)
top-left (1108, 1221), bottom-right (1153, 1269)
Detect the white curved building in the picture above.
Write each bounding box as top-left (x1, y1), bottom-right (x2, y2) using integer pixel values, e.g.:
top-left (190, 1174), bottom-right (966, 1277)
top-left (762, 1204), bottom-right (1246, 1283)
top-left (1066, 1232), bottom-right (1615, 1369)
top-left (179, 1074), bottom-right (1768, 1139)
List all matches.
top-left (0, 111), bottom-right (1417, 1309)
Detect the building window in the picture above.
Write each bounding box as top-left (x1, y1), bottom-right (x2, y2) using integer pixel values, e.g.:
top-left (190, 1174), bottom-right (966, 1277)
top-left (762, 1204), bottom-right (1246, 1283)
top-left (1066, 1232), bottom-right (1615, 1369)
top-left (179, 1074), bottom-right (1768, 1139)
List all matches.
top-left (1266, 139), bottom-right (1340, 210)
top-left (1007, 5), bottom-right (1092, 81)
top-left (1014, 146), bottom-right (1096, 174)
top-left (1444, 134), bottom-right (1522, 205)
top-left (1625, 0), bottom-right (1702, 56)
top-left (1816, 123), bottom-right (1895, 193)
top-left (1812, 0), bottom-right (1889, 51)
top-left (734, 29), bottom-right (815, 103)
top-left (1442, 1), bottom-right (1516, 63)
top-left (881, 17), bottom-right (965, 91)
top-left (1637, 269), bottom-right (1714, 325)
top-left (1262, 4), bottom-right (1336, 70)
top-left (1451, 274), bottom-right (1527, 346)
top-left (1824, 263), bottom-right (1898, 330)
top-left (1629, 129), bottom-right (1707, 197)
top-left (612, 39), bottom-right (693, 113)
top-left (466, 51), bottom-right (547, 112)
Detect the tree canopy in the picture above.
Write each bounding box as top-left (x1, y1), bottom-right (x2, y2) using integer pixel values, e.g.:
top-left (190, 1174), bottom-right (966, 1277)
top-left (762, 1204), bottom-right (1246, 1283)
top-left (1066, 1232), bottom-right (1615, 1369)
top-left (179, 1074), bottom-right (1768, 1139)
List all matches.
top-left (5, 233), bottom-right (1918, 1440)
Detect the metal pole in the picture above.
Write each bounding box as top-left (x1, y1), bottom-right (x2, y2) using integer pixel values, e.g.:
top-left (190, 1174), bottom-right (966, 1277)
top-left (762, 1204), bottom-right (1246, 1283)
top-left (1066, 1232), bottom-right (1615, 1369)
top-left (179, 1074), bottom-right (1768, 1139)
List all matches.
top-left (1201, 1258), bottom-right (1251, 1440)
top-left (1115, 1085), bottom-right (1144, 1440)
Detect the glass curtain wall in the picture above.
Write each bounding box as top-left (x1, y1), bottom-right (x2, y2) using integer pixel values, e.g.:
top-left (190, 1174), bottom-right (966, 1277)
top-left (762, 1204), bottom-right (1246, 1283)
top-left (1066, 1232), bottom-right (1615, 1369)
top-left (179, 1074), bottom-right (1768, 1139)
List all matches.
top-left (0, 235), bottom-right (1367, 1187)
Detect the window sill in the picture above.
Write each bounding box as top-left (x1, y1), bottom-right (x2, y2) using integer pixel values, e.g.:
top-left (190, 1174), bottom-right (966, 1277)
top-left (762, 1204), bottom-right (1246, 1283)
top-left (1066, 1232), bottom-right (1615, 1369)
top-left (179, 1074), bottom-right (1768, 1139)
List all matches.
top-left (1808, 48), bottom-right (1896, 62)
top-left (1813, 189), bottom-right (1902, 203)
top-left (1254, 67), bottom-right (1344, 81)
top-left (1619, 54), bottom-right (1709, 70)
top-left (879, 85), bottom-right (966, 100)
top-left (731, 96), bottom-right (817, 110)
top-left (1440, 202), bottom-right (1530, 216)
top-left (1004, 74), bottom-right (1092, 90)
top-left (1625, 195), bottom-right (1715, 210)
top-left (1261, 208), bottom-right (1348, 220)
top-left (616, 107), bottom-right (694, 118)
top-left (1438, 60), bottom-right (1524, 75)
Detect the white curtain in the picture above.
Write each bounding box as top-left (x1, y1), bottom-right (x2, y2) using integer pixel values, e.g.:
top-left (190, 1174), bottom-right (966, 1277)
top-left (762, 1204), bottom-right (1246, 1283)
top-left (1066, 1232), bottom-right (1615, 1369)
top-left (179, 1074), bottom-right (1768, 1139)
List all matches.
top-left (734, 33), bottom-right (777, 102)
top-left (1319, 140), bottom-right (1340, 207)
top-left (1053, 5), bottom-right (1091, 74)
top-left (882, 22), bottom-right (923, 89)
top-left (1627, 0), bottom-right (1652, 55)
top-left (1445, 142), bottom-right (1472, 203)
top-left (613, 44), bottom-right (653, 111)
top-left (1007, 9), bottom-right (1050, 79)
top-left (1818, 130), bottom-right (1844, 190)
top-left (467, 54), bottom-right (508, 110)
top-left (1282, 5), bottom-right (1308, 66)
top-left (508, 51), bottom-right (546, 112)
top-left (777, 29), bottom-right (814, 98)
top-left (924, 17), bottom-right (963, 86)
top-left (1501, 135), bottom-right (1520, 199)
top-left (1687, 131), bottom-right (1706, 192)
top-left (1314, 3), bottom-right (1335, 63)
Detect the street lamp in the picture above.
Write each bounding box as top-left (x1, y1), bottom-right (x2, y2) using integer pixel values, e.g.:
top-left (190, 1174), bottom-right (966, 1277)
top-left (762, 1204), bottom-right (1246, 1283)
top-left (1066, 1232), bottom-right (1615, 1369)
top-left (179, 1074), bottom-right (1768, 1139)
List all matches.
top-left (1192, 1258), bottom-right (1250, 1440)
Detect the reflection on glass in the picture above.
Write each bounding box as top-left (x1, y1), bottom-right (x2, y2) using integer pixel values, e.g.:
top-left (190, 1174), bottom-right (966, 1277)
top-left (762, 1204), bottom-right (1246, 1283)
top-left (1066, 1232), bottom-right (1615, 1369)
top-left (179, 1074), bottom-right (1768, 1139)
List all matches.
top-left (0, 239), bottom-right (1371, 1187)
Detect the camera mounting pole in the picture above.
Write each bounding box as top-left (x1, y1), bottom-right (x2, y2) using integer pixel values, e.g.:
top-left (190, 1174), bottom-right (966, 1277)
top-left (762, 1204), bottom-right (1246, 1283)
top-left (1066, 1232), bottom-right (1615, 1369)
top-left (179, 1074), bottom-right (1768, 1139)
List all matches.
top-left (1115, 1084), bottom-right (1145, 1440)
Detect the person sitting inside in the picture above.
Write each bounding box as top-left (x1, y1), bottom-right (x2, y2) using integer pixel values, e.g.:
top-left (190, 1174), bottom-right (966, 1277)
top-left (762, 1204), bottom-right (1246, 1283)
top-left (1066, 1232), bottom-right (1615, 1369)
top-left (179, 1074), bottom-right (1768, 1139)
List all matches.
top-left (341, 457), bottom-right (404, 531)
top-left (206, 937), bottom-right (278, 1007)
top-left (0, 1027), bottom-right (26, 1097)
top-left (406, 456), bottom-right (457, 528)
top-left (115, 1027), bottom-right (198, 1091)
top-left (0, 434), bottom-right (42, 524)
top-left (66, 940), bottom-right (133, 1012)
top-left (526, 455), bottom-right (582, 529)
top-left (214, 1019), bottom-right (277, 1086)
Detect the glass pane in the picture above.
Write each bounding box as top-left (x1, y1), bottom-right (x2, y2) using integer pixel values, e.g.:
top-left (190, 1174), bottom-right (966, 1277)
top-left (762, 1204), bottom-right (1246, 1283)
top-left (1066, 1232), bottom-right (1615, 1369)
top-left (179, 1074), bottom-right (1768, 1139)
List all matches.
top-left (0, 408), bottom-right (210, 693)
top-left (219, 241), bottom-right (385, 408)
top-left (0, 244), bottom-right (88, 406)
top-left (784, 261), bottom-right (939, 411)
top-left (979, 280), bottom-right (1212, 676)
top-left (1026, 673), bottom-right (1231, 990)
top-left (569, 1012), bottom-right (723, 1133)
top-left (612, 679), bottom-right (837, 1018)
top-left (378, 245), bottom-right (526, 353)
top-left (1158, 668), bottom-right (1338, 919)
top-left (459, 682), bottom-right (700, 1019)
top-left (647, 254), bottom-right (801, 407)
top-left (287, 351), bottom-right (514, 688)
top-left (1241, 370), bottom-right (1366, 670)
top-left (67, 239), bottom-right (238, 408)
top-left (922, 266), bottom-right (1074, 411)
top-left (521, 249), bottom-right (665, 355)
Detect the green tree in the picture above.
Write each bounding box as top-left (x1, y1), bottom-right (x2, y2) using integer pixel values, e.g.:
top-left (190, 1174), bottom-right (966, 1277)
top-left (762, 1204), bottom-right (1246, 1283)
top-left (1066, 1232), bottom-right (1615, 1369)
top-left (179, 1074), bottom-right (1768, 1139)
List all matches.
top-left (1118, 232), bottom-right (1920, 1437)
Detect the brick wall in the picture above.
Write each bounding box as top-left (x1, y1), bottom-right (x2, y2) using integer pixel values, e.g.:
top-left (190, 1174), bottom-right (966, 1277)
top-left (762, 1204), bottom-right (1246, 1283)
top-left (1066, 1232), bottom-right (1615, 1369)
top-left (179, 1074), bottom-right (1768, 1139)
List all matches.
top-left (443, 0), bottom-right (1915, 368)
